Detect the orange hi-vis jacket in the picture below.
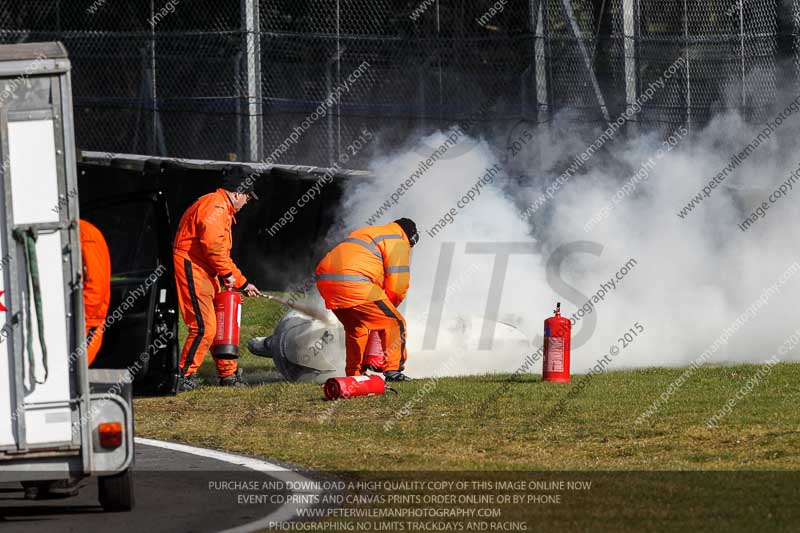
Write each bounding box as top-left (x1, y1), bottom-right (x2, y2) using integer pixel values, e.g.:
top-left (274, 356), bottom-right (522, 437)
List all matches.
top-left (79, 220), bottom-right (111, 327)
top-left (173, 188), bottom-right (247, 289)
top-left (316, 222), bottom-right (411, 309)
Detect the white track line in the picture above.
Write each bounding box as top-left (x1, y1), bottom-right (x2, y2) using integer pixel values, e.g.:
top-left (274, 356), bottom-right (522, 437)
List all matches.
top-left (135, 437), bottom-right (323, 533)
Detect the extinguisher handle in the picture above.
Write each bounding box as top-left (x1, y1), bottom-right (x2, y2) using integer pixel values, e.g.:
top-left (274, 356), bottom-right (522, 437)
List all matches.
top-left (236, 285), bottom-right (263, 298)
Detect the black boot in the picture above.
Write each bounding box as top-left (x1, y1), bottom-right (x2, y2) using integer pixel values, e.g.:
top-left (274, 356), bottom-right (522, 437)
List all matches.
top-left (219, 368), bottom-right (247, 387)
top-left (47, 478), bottom-right (80, 498)
top-left (247, 337), bottom-right (269, 357)
top-left (178, 373), bottom-right (199, 392)
top-left (384, 370), bottom-right (412, 382)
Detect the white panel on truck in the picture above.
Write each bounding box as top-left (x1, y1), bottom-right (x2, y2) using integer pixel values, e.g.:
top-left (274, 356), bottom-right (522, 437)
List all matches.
top-left (7, 117), bottom-right (72, 447)
top-left (8, 120), bottom-right (60, 225)
top-left (24, 406), bottom-right (72, 445)
top-left (21, 231), bottom-right (71, 406)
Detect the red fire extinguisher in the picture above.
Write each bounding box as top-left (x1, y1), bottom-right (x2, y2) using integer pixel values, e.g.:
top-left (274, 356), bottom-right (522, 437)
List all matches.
top-left (212, 288), bottom-right (242, 357)
top-left (543, 302), bottom-right (571, 383)
top-left (363, 331), bottom-right (386, 372)
top-left (324, 375), bottom-right (387, 401)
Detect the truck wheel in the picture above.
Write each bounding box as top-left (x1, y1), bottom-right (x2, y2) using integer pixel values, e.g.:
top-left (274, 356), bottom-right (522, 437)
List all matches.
top-left (98, 469), bottom-right (135, 511)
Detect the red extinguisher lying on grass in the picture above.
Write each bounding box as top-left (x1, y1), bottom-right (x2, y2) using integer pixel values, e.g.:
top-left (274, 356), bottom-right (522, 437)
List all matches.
top-left (324, 332), bottom-right (396, 400)
top-left (324, 374), bottom-right (387, 400)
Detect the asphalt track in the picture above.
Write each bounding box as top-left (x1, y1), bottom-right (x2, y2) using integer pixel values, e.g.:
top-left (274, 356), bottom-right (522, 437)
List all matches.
top-left (0, 438), bottom-right (320, 533)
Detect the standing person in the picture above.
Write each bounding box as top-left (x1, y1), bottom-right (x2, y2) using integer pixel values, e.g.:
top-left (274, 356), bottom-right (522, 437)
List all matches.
top-left (79, 219), bottom-right (111, 367)
top-left (173, 167), bottom-right (261, 391)
top-left (315, 218), bottom-right (418, 381)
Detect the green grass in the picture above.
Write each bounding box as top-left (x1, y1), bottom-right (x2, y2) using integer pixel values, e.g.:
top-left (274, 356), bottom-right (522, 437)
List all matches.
top-left (138, 296), bottom-right (800, 471)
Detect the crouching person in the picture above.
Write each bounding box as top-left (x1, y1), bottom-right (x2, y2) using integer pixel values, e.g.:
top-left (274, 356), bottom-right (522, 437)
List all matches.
top-left (315, 218), bottom-right (418, 381)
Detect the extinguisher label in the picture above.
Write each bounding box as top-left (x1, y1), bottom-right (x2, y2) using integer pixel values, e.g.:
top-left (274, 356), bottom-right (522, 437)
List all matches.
top-left (215, 311), bottom-right (225, 341)
top-left (353, 376), bottom-right (371, 382)
top-left (236, 303), bottom-right (242, 328)
top-left (546, 337), bottom-right (564, 372)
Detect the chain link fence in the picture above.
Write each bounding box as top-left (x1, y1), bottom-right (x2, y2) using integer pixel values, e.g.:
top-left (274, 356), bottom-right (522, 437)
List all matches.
top-left (0, 1), bottom-right (794, 167)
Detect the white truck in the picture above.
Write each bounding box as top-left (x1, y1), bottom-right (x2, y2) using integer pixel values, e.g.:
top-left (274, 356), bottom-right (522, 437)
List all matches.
top-left (0, 42), bottom-right (135, 511)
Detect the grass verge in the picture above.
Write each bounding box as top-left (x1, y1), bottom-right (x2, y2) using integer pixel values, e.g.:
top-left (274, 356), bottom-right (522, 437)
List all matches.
top-left (138, 294), bottom-right (800, 471)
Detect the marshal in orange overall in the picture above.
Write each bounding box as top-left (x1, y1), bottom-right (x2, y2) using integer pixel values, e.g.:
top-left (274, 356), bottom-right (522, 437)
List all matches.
top-left (316, 218), bottom-right (418, 381)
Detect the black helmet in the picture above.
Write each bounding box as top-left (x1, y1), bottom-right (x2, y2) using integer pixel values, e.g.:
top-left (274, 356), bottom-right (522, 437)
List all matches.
top-left (222, 165), bottom-right (259, 200)
top-left (394, 218), bottom-right (419, 247)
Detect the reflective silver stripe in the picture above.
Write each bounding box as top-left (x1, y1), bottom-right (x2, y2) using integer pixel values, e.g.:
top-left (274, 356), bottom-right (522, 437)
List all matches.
top-left (373, 234), bottom-right (403, 243)
top-left (315, 273), bottom-right (372, 282)
top-left (385, 266), bottom-right (410, 274)
top-left (343, 237), bottom-right (381, 259)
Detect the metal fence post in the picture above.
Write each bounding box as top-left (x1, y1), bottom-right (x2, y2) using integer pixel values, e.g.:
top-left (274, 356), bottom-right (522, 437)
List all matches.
top-left (559, 0), bottom-right (610, 123)
top-left (684, 0), bottom-right (692, 133)
top-left (242, 0), bottom-right (263, 162)
top-left (794, 0), bottom-right (800, 87)
top-left (623, 0), bottom-right (638, 133)
top-left (533, 0), bottom-right (549, 125)
top-left (739, 0), bottom-right (746, 113)
top-left (336, 0), bottom-right (342, 159)
top-left (149, 0), bottom-right (157, 155)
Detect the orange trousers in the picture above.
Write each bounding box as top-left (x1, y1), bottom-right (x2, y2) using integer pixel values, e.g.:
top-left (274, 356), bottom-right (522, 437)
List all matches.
top-left (174, 256), bottom-right (238, 378)
top-left (85, 325), bottom-right (104, 367)
top-left (332, 299), bottom-right (407, 376)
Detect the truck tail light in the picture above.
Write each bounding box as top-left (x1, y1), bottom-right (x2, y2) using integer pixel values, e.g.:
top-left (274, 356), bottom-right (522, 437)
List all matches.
top-left (98, 422), bottom-right (123, 449)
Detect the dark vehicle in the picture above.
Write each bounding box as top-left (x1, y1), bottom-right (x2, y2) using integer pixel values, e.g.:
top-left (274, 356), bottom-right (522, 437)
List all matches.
top-left (80, 187), bottom-right (180, 396)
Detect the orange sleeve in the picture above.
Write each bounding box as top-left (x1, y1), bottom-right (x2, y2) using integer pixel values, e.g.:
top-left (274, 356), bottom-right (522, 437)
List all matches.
top-left (80, 220), bottom-right (112, 325)
top-left (196, 199), bottom-right (246, 288)
top-left (380, 234), bottom-right (410, 307)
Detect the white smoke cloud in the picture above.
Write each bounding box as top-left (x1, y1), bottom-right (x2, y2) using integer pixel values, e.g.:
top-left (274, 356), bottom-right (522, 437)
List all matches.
top-left (327, 109), bottom-right (800, 377)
